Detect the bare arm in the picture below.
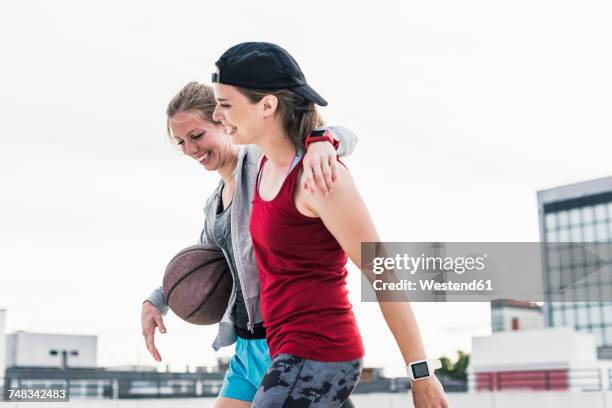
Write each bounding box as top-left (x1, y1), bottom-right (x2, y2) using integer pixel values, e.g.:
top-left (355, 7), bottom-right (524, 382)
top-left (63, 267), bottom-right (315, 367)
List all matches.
top-left (298, 165), bottom-right (449, 408)
top-left (300, 166), bottom-right (428, 363)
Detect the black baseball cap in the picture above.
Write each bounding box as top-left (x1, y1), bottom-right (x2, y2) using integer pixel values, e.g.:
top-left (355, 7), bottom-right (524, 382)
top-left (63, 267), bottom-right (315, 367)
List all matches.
top-left (212, 42), bottom-right (328, 107)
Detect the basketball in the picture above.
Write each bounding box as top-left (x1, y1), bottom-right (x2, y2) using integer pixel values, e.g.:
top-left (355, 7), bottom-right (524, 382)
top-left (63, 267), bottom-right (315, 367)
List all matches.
top-left (163, 244), bottom-right (232, 325)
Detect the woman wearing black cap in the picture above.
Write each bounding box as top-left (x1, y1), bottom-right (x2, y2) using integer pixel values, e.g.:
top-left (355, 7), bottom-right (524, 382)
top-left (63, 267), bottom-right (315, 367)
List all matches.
top-left (140, 81), bottom-right (359, 408)
top-left (211, 42), bottom-right (449, 408)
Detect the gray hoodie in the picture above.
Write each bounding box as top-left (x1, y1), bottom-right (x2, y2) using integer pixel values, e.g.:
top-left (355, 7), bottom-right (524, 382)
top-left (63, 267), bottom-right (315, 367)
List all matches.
top-left (145, 126), bottom-right (358, 350)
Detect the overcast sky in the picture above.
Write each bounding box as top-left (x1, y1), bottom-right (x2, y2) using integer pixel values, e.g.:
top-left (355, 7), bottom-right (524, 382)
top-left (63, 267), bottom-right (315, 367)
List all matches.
top-left (1, 0), bottom-right (611, 376)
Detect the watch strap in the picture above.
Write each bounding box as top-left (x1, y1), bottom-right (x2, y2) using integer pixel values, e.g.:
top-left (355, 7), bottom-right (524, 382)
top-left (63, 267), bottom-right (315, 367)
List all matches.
top-left (304, 129), bottom-right (340, 150)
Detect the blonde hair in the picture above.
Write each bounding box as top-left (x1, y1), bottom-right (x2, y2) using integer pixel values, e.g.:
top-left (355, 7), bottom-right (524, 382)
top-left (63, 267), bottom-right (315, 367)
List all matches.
top-left (166, 82), bottom-right (219, 143)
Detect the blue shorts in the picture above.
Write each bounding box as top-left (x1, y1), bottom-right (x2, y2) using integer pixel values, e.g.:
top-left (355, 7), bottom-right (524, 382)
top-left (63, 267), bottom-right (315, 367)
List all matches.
top-left (219, 337), bottom-right (271, 402)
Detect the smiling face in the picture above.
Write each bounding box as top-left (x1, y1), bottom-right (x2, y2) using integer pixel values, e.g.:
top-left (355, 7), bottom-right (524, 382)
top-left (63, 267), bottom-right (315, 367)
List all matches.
top-left (168, 111), bottom-right (232, 172)
top-left (212, 83), bottom-right (273, 146)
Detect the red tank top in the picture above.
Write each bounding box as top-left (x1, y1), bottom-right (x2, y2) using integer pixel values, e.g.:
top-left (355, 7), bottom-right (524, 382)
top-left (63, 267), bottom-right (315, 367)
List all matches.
top-left (249, 155), bottom-right (364, 362)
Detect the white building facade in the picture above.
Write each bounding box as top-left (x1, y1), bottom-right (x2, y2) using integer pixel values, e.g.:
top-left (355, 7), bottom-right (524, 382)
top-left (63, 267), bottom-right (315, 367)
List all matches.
top-left (469, 327), bottom-right (612, 392)
top-left (6, 331), bottom-right (97, 368)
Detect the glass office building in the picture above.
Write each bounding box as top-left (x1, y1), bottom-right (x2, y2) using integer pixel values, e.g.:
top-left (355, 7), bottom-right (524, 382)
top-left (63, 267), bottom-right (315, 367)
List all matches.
top-left (538, 176), bottom-right (612, 358)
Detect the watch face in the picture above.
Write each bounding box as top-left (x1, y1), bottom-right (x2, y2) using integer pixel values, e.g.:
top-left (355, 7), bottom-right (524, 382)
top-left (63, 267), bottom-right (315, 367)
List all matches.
top-left (411, 361), bottom-right (430, 379)
top-left (309, 129), bottom-right (327, 137)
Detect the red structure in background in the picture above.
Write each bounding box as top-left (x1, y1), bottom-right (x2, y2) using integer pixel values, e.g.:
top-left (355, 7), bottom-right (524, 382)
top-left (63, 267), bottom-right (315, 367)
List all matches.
top-left (476, 369), bottom-right (569, 391)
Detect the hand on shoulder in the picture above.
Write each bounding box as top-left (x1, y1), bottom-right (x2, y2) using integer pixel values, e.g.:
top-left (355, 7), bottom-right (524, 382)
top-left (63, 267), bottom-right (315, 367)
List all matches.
top-left (296, 163), bottom-right (356, 218)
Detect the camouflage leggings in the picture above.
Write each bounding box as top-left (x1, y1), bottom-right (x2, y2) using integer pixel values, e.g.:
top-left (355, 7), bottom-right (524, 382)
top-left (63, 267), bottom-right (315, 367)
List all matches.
top-left (252, 354), bottom-right (362, 408)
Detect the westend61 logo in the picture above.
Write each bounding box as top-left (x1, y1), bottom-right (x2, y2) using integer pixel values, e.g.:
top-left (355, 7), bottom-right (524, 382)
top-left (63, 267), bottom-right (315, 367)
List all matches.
top-left (371, 253), bottom-right (487, 275)
top-left (366, 250), bottom-right (493, 298)
top-left (360, 242), bottom-right (612, 302)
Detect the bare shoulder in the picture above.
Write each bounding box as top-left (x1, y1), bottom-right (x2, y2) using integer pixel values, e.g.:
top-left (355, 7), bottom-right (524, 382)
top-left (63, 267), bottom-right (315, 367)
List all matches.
top-left (323, 163), bottom-right (356, 194)
top-left (296, 163), bottom-right (358, 216)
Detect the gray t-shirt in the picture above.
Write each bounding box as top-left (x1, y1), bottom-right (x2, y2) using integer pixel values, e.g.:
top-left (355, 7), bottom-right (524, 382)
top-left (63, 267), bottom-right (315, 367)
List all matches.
top-left (212, 184), bottom-right (249, 329)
